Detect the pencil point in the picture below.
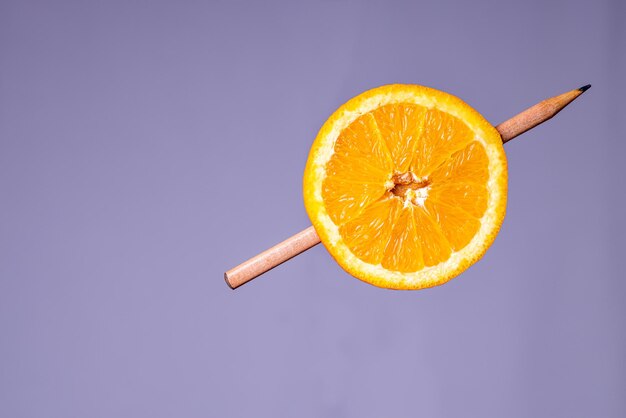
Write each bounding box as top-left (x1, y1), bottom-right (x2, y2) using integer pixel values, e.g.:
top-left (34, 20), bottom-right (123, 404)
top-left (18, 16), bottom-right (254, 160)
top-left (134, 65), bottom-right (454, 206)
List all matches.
top-left (578, 84), bottom-right (591, 93)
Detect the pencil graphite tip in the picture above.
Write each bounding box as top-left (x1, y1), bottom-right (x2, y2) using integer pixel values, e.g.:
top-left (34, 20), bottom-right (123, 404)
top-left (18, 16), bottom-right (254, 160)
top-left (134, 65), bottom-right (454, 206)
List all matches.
top-left (578, 84), bottom-right (591, 93)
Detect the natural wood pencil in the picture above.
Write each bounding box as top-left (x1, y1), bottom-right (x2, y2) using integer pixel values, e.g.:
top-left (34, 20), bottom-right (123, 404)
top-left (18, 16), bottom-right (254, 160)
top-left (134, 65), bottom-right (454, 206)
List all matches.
top-left (224, 84), bottom-right (591, 289)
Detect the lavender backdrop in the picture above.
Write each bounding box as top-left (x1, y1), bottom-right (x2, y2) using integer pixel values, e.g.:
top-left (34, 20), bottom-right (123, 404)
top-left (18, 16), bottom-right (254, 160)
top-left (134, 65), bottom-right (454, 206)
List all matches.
top-left (1, 1), bottom-right (624, 417)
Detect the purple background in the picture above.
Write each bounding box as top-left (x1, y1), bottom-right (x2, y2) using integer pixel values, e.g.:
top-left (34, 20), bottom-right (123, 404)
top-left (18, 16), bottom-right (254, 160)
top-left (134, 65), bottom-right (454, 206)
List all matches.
top-left (1, 0), bottom-right (624, 417)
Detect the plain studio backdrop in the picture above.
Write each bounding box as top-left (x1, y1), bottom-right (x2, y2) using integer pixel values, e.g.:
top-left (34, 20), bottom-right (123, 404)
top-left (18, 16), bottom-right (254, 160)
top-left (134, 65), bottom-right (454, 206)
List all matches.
top-left (1, 0), bottom-right (624, 417)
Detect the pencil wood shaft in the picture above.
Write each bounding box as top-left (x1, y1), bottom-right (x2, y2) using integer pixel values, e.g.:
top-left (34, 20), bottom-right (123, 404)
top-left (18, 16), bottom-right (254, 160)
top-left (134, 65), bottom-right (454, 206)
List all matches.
top-left (225, 226), bottom-right (320, 289)
top-left (224, 85), bottom-right (589, 289)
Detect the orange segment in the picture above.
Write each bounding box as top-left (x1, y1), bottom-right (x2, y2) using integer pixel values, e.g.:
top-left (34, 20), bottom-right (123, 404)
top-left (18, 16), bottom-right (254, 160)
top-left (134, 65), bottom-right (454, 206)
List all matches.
top-left (322, 178), bottom-right (387, 225)
top-left (430, 141), bottom-right (490, 186)
top-left (428, 141), bottom-right (490, 218)
top-left (411, 108), bottom-right (475, 178)
top-left (304, 84), bottom-right (507, 290)
top-left (413, 206), bottom-right (452, 267)
top-left (321, 113), bottom-right (393, 225)
top-left (371, 104), bottom-right (426, 172)
top-left (331, 113), bottom-right (393, 177)
top-left (381, 206), bottom-right (425, 272)
top-left (428, 181), bottom-right (488, 219)
top-left (423, 199), bottom-right (481, 251)
top-left (339, 196), bottom-right (402, 265)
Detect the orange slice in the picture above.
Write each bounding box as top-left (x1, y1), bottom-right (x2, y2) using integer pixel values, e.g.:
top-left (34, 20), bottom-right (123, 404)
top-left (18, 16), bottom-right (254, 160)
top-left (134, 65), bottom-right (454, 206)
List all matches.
top-left (303, 84), bottom-right (507, 290)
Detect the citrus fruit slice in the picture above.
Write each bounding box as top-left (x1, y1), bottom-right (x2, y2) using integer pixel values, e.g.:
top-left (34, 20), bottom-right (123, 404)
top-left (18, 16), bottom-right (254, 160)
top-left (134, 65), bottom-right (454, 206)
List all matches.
top-left (303, 84), bottom-right (507, 290)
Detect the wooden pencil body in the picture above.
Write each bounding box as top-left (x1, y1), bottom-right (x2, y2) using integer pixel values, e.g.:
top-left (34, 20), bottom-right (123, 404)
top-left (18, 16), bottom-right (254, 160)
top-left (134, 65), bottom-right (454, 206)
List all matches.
top-left (225, 226), bottom-right (321, 289)
top-left (225, 86), bottom-right (588, 289)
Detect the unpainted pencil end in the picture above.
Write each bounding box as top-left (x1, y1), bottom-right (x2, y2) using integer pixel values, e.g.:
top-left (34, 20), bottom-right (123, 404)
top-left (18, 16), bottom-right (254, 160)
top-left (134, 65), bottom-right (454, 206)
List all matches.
top-left (224, 272), bottom-right (236, 290)
top-left (578, 84), bottom-right (591, 93)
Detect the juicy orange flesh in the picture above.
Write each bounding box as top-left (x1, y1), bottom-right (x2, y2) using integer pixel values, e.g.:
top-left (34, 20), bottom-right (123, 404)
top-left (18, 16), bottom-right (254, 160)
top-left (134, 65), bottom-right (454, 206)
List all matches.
top-left (321, 104), bottom-right (489, 272)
